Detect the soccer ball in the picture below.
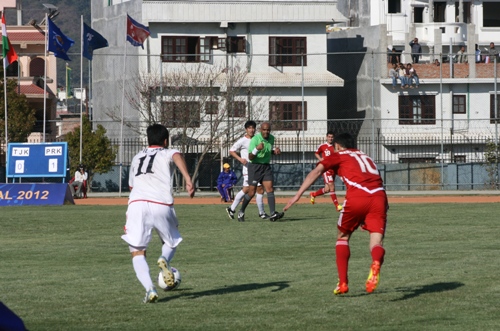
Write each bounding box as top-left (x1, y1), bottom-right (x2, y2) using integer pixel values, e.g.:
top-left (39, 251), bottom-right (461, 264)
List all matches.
top-left (157, 267), bottom-right (182, 291)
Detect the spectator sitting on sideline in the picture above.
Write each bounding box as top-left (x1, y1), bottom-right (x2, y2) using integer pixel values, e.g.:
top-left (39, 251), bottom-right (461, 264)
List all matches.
top-left (70, 164), bottom-right (88, 198)
top-left (217, 163), bottom-right (237, 202)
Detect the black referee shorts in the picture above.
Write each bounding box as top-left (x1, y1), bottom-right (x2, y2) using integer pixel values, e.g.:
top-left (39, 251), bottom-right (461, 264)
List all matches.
top-left (247, 163), bottom-right (273, 186)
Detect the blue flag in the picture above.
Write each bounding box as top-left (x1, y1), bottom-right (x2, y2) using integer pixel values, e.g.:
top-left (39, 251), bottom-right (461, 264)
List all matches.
top-left (126, 14), bottom-right (150, 49)
top-left (83, 23), bottom-right (108, 60)
top-left (47, 17), bottom-right (74, 61)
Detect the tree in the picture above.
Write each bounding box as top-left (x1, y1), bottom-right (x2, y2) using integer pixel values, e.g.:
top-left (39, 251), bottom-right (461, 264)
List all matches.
top-left (105, 62), bottom-right (267, 188)
top-left (0, 79), bottom-right (36, 143)
top-left (483, 140), bottom-right (499, 189)
top-left (65, 115), bottom-right (117, 188)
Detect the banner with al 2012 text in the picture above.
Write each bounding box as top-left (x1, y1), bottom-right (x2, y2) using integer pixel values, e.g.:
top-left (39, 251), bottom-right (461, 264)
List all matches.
top-left (0, 183), bottom-right (74, 206)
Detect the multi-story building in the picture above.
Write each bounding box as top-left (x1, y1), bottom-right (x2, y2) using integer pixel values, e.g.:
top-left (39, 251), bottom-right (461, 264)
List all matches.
top-left (328, 0), bottom-right (500, 164)
top-left (92, 0), bottom-right (346, 163)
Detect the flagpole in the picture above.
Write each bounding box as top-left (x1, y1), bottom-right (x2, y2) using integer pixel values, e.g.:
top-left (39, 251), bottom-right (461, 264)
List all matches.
top-left (43, 13), bottom-right (48, 143)
top-left (3, 53), bottom-right (7, 183)
top-left (119, 20), bottom-right (128, 197)
top-left (79, 15), bottom-right (83, 163)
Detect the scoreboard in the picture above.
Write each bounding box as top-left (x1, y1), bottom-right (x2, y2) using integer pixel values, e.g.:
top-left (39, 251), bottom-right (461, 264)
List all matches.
top-left (7, 142), bottom-right (69, 179)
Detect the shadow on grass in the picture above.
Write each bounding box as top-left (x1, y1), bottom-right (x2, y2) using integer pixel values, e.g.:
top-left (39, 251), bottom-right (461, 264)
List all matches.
top-left (391, 281), bottom-right (464, 301)
top-left (159, 281), bottom-right (290, 302)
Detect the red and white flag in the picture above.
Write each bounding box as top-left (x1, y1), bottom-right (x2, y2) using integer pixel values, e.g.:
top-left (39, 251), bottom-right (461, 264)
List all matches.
top-left (1, 13), bottom-right (18, 68)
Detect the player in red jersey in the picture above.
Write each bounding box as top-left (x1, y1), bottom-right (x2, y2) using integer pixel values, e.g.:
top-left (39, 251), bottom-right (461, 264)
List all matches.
top-left (309, 131), bottom-right (342, 211)
top-left (284, 132), bottom-right (388, 295)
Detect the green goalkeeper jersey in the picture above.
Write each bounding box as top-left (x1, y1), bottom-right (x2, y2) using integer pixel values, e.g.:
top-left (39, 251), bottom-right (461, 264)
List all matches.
top-left (248, 133), bottom-right (275, 164)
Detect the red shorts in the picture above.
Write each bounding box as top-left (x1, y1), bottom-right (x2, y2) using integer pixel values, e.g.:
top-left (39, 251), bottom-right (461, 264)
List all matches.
top-left (337, 193), bottom-right (388, 235)
top-left (322, 170), bottom-right (335, 184)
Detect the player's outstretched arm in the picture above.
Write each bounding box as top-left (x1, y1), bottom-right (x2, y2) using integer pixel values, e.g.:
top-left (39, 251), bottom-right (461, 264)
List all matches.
top-left (173, 153), bottom-right (195, 198)
top-left (284, 164), bottom-right (325, 211)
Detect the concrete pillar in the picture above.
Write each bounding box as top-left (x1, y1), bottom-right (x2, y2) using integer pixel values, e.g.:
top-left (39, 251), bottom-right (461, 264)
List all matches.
top-left (458, 0), bottom-right (463, 23)
top-left (429, 0), bottom-right (434, 23)
top-left (468, 24), bottom-right (476, 78)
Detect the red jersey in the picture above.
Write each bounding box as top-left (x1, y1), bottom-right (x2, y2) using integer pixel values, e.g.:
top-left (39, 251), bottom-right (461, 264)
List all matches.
top-left (320, 149), bottom-right (385, 198)
top-left (315, 142), bottom-right (335, 158)
top-left (316, 142), bottom-right (336, 177)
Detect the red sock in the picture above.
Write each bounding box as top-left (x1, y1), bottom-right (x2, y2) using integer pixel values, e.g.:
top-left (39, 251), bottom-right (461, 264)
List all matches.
top-left (371, 245), bottom-right (385, 265)
top-left (329, 192), bottom-right (339, 207)
top-left (336, 239), bottom-right (350, 284)
top-left (312, 188), bottom-right (325, 197)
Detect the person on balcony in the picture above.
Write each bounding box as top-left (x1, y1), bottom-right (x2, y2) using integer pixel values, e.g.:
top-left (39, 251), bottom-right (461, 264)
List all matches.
top-left (389, 63), bottom-right (399, 90)
top-left (485, 42), bottom-right (498, 64)
top-left (456, 46), bottom-right (468, 63)
top-left (475, 44), bottom-right (482, 63)
top-left (409, 38), bottom-right (422, 64)
top-left (407, 63), bottom-right (419, 88)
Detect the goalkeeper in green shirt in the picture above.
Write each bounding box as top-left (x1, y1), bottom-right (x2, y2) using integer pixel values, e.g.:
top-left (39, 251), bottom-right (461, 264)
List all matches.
top-left (236, 122), bottom-right (284, 222)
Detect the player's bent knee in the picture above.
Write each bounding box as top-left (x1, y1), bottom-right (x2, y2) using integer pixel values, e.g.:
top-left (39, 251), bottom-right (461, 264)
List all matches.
top-left (130, 246), bottom-right (147, 257)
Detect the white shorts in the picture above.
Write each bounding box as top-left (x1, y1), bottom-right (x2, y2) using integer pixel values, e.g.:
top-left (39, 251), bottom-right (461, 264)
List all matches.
top-left (121, 201), bottom-right (182, 249)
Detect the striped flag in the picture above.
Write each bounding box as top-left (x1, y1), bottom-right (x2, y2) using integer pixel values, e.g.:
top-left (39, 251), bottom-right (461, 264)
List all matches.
top-left (126, 14), bottom-right (150, 49)
top-left (1, 13), bottom-right (18, 68)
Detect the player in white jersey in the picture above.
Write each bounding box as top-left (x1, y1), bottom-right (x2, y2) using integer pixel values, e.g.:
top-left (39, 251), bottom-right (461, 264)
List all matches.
top-left (226, 120), bottom-right (269, 221)
top-left (122, 124), bottom-right (195, 303)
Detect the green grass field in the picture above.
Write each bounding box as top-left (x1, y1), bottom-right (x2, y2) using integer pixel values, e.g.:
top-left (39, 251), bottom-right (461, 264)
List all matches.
top-left (1, 202), bottom-right (499, 331)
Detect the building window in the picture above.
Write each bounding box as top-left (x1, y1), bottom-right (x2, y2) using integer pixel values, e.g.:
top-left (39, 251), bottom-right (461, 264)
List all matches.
top-left (30, 58), bottom-right (44, 77)
top-left (434, 2), bottom-right (446, 23)
top-left (269, 37), bottom-right (307, 67)
top-left (231, 101), bottom-right (246, 117)
top-left (483, 2), bottom-right (500, 27)
top-left (161, 36), bottom-right (212, 63)
top-left (269, 102), bottom-right (307, 130)
top-left (399, 95), bottom-right (436, 125)
top-left (227, 37), bottom-right (246, 53)
top-left (205, 101), bottom-right (218, 115)
top-left (453, 95), bottom-right (466, 114)
top-left (454, 155), bottom-right (466, 163)
top-left (388, 0), bottom-right (401, 14)
top-left (162, 102), bottom-right (200, 128)
top-left (490, 94), bottom-right (500, 123)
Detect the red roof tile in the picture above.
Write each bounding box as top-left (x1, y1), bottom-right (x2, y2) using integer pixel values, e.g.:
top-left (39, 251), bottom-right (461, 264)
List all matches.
top-left (19, 84), bottom-right (53, 97)
top-left (8, 31), bottom-right (45, 42)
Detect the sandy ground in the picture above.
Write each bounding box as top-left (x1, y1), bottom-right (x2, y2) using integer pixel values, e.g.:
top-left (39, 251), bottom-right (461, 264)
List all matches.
top-left (74, 194), bottom-right (500, 206)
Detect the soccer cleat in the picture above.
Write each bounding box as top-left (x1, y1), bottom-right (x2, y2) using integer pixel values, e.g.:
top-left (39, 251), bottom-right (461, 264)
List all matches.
top-left (226, 207), bottom-right (235, 219)
top-left (157, 256), bottom-right (175, 288)
top-left (143, 287), bottom-right (158, 303)
top-left (269, 211), bottom-right (284, 222)
top-left (333, 282), bottom-right (349, 295)
top-left (366, 261), bottom-right (381, 293)
top-left (310, 193), bottom-right (315, 204)
top-left (237, 211), bottom-right (245, 222)
top-left (259, 213), bottom-right (271, 219)
top-left (336, 205), bottom-right (343, 212)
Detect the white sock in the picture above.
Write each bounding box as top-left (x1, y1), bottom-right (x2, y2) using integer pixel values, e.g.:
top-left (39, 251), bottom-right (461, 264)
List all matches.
top-left (231, 190), bottom-right (245, 211)
top-left (132, 255), bottom-right (154, 291)
top-left (161, 244), bottom-right (177, 262)
top-left (256, 193), bottom-right (265, 214)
